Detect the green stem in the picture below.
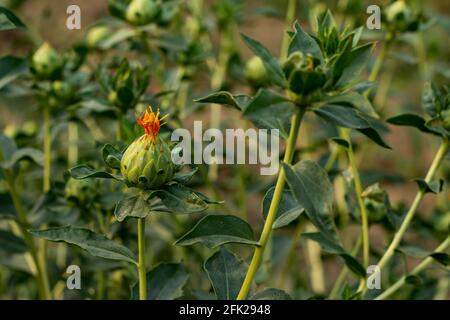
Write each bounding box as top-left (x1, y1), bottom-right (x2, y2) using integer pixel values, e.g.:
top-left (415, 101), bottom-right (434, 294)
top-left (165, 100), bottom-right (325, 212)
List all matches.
top-left (116, 110), bottom-right (124, 141)
top-left (280, 0), bottom-right (297, 60)
top-left (67, 121), bottom-right (78, 167)
top-left (340, 128), bottom-right (370, 268)
top-left (237, 109), bottom-right (305, 300)
top-left (375, 236), bottom-right (450, 300)
top-left (377, 139), bottom-right (449, 270)
top-left (0, 151), bottom-right (51, 299)
top-left (137, 217), bottom-right (147, 300)
top-left (96, 271), bottom-right (105, 300)
top-left (362, 138), bottom-right (450, 296)
top-left (368, 33), bottom-right (393, 84)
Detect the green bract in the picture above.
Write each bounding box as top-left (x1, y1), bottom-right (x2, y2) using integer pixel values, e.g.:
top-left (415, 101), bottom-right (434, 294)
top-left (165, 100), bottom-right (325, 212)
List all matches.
top-left (121, 135), bottom-right (175, 190)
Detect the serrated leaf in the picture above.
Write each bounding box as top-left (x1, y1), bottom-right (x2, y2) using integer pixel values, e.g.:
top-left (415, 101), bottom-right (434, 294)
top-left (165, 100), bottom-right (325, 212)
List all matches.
top-left (204, 247), bottom-right (248, 300)
top-left (69, 164), bottom-right (122, 180)
top-left (131, 263), bottom-right (189, 300)
top-left (313, 104), bottom-right (391, 149)
top-left (262, 187), bottom-right (304, 229)
top-left (0, 7), bottom-right (26, 31)
top-left (288, 21), bottom-right (323, 63)
top-left (283, 160), bottom-right (338, 241)
top-left (241, 33), bottom-right (286, 88)
top-left (250, 288), bottom-right (292, 300)
top-left (30, 226), bottom-right (137, 265)
top-left (102, 144), bottom-right (122, 170)
top-left (175, 215), bottom-right (258, 248)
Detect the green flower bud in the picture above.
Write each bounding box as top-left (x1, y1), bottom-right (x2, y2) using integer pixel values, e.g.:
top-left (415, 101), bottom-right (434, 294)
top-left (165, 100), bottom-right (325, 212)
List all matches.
top-left (384, 1), bottom-right (413, 31)
top-left (245, 56), bottom-right (269, 88)
top-left (126, 0), bottom-right (159, 26)
top-left (121, 108), bottom-right (174, 190)
top-left (31, 42), bottom-right (63, 79)
top-left (86, 25), bottom-right (111, 49)
top-left (52, 80), bottom-right (74, 101)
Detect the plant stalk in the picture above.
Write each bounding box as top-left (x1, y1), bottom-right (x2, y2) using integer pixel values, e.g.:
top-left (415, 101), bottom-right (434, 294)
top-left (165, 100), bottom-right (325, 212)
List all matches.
top-left (340, 128), bottom-right (370, 268)
top-left (67, 121), bottom-right (78, 167)
top-left (138, 217), bottom-right (147, 300)
top-left (375, 236), bottom-right (450, 300)
top-left (237, 109), bottom-right (305, 300)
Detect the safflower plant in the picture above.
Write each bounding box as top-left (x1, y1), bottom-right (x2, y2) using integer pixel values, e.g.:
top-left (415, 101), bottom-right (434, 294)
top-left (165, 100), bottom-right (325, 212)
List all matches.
top-left (0, 1), bottom-right (449, 302)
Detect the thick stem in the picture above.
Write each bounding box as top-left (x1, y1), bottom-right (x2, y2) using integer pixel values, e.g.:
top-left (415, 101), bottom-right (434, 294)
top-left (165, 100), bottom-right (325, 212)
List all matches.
top-left (375, 236), bottom-right (450, 300)
top-left (280, 0), bottom-right (297, 60)
top-left (237, 109), bottom-right (305, 300)
top-left (340, 128), bottom-right (370, 268)
top-left (137, 217), bottom-right (147, 300)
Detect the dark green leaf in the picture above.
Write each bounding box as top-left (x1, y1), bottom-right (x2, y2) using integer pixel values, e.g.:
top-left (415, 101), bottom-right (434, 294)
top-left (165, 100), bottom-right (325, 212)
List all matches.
top-left (405, 275), bottom-right (422, 286)
top-left (414, 179), bottom-right (443, 194)
top-left (241, 33), bottom-right (286, 88)
top-left (283, 160), bottom-right (338, 241)
top-left (102, 144), bottom-right (122, 170)
top-left (204, 247), bottom-right (248, 300)
top-left (0, 7), bottom-right (26, 31)
top-left (288, 21), bottom-right (323, 63)
top-left (0, 56), bottom-right (27, 89)
top-left (1, 148), bottom-right (43, 169)
top-left (429, 253), bottom-right (450, 266)
top-left (30, 226), bottom-right (137, 264)
top-left (250, 288), bottom-right (292, 300)
top-left (131, 263), bottom-right (189, 300)
top-left (114, 193), bottom-right (153, 222)
top-left (303, 232), bottom-right (366, 277)
top-left (69, 164), bottom-right (122, 180)
top-left (0, 133), bottom-right (17, 161)
top-left (172, 168), bottom-right (198, 184)
top-left (331, 137), bottom-right (350, 148)
top-left (194, 91), bottom-right (249, 110)
top-left (262, 187), bottom-right (304, 229)
top-left (0, 230), bottom-right (27, 254)
top-left (387, 113), bottom-right (441, 136)
top-left (333, 43), bottom-right (373, 88)
top-left (175, 215), bottom-right (258, 248)
top-left (313, 104), bottom-right (391, 148)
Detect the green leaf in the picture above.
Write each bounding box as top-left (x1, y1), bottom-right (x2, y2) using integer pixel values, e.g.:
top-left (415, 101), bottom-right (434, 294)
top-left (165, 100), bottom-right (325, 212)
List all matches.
top-left (102, 144), bottom-right (122, 170)
top-left (250, 288), bottom-right (292, 300)
top-left (175, 215), bottom-right (258, 248)
top-left (242, 88), bottom-right (294, 138)
top-left (313, 104), bottom-right (391, 149)
top-left (0, 230), bottom-right (27, 254)
top-left (114, 192), bottom-right (153, 222)
top-left (172, 168), bottom-right (198, 184)
top-left (1, 148), bottom-right (44, 169)
top-left (69, 164), bottom-right (122, 180)
top-left (405, 275), bottom-right (422, 286)
top-left (323, 91), bottom-right (378, 118)
top-left (303, 232), bottom-right (366, 277)
top-left (0, 133), bottom-right (17, 161)
top-left (0, 7), bottom-right (26, 31)
top-left (30, 226), bottom-right (137, 265)
top-left (398, 244), bottom-right (450, 266)
top-left (331, 137), bottom-right (350, 148)
top-left (262, 187), bottom-right (304, 229)
top-left (387, 113), bottom-right (442, 136)
top-left (240, 33), bottom-right (286, 88)
top-left (429, 253), bottom-right (450, 266)
top-left (288, 21), bottom-right (324, 63)
top-left (414, 179), bottom-right (443, 194)
top-left (131, 263), bottom-right (189, 300)
top-left (147, 184), bottom-right (209, 215)
top-left (194, 91), bottom-right (249, 110)
top-left (0, 56), bottom-right (27, 89)
top-left (333, 43), bottom-right (373, 88)
top-left (283, 160), bottom-right (338, 241)
top-left (204, 247), bottom-right (248, 300)
top-left (421, 82), bottom-right (440, 117)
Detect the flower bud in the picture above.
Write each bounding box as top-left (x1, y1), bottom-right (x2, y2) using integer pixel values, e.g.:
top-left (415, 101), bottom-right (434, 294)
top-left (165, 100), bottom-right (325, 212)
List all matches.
top-left (384, 1), bottom-right (413, 31)
top-left (121, 108), bottom-right (175, 190)
top-left (86, 25), bottom-right (111, 49)
top-left (31, 42), bottom-right (63, 79)
top-left (126, 0), bottom-right (159, 26)
top-left (52, 80), bottom-right (74, 101)
top-left (245, 56), bottom-right (269, 88)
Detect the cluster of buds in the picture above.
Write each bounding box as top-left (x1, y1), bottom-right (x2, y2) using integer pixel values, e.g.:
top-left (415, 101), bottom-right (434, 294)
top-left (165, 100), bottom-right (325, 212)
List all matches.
top-left (120, 107), bottom-right (175, 190)
top-left (282, 52), bottom-right (326, 102)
